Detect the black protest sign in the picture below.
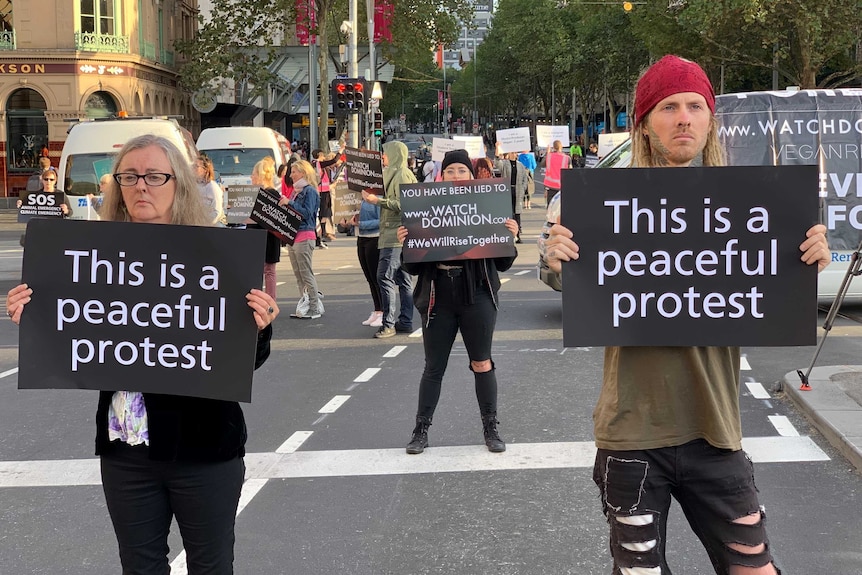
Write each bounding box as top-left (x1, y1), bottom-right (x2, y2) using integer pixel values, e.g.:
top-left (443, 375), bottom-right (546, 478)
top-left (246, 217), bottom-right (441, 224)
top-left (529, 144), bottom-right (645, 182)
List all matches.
top-left (18, 192), bottom-right (64, 222)
top-left (18, 219), bottom-right (267, 402)
top-left (249, 187), bottom-right (303, 245)
top-left (400, 177), bottom-right (516, 263)
top-left (344, 148), bottom-right (383, 194)
top-left (560, 165), bottom-right (818, 347)
top-left (225, 185), bottom-right (258, 224)
top-left (332, 180), bottom-right (361, 221)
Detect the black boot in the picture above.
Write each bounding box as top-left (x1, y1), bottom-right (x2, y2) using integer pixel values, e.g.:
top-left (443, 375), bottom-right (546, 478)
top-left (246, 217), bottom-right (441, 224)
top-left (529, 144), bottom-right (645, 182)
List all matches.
top-left (482, 413), bottom-right (506, 453)
top-left (406, 416), bottom-right (432, 454)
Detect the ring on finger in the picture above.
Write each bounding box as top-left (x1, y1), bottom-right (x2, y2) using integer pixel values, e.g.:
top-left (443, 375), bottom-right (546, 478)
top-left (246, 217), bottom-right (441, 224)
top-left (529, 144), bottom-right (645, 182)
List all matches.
top-left (267, 306), bottom-right (274, 314)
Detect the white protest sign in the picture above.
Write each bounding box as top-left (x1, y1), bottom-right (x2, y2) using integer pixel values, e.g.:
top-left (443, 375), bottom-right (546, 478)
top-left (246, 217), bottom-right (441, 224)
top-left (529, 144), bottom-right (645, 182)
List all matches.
top-left (451, 136), bottom-right (486, 158)
top-left (495, 127), bottom-right (531, 154)
top-left (535, 125), bottom-right (570, 148)
top-left (598, 132), bottom-right (631, 158)
top-left (432, 138), bottom-right (463, 162)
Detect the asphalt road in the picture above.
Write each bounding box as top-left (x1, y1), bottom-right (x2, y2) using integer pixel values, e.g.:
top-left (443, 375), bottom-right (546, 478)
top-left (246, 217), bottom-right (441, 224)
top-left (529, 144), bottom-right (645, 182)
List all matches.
top-left (1, 205), bottom-right (862, 574)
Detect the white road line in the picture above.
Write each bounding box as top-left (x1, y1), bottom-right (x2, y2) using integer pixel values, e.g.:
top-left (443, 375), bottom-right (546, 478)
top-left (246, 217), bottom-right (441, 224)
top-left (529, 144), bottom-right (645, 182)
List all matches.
top-left (318, 395), bottom-right (350, 413)
top-left (514, 270), bottom-right (531, 276)
top-left (276, 431), bottom-right (314, 454)
top-left (276, 281), bottom-right (286, 286)
top-left (740, 356), bottom-right (752, 370)
top-left (383, 346), bottom-right (407, 358)
top-left (353, 368), bottom-right (380, 382)
top-left (745, 381), bottom-right (770, 399)
top-left (0, 367), bottom-right (18, 379)
top-left (768, 415), bottom-right (800, 437)
top-left (408, 328), bottom-right (422, 338)
top-left (333, 265), bottom-right (353, 270)
top-left (0, 437), bottom-right (828, 488)
top-left (500, 278), bottom-right (511, 284)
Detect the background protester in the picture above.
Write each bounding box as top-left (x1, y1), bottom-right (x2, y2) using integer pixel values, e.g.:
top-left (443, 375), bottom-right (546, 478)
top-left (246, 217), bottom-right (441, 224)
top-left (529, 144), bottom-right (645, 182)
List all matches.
top-left (542, 140), bottom-right (571, 207)
top-left (494, 150), bottom-right (528, 244)
top-left (355, 197), bottom-right (383, 327)
top-left (397, 149), bottom-right (519, 454)
top-left (280, 159), bottom-right (323, 319)
top-left (311, 149), bottom-right (340, 247)
top-left (249, 158), bottom-right (282, 300)
top-left (544, 54), bottom-right (830, 575)
top-left (361, 140), bottom-right (416, 339)
top-left (17, 169), bottom-right (70, 216)
top-left (5, 133), bottom-right (278, 575)
top-left (474, 157), bottom-right (495, 180)
top-left (517, 150), bottom-right (536, 210)
top-left (195, 153), bottom-right (226, 226)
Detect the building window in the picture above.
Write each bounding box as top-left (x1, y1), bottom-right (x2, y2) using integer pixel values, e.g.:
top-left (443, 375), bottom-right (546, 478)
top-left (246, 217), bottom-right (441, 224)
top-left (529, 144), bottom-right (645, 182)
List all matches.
top-left (81, 0), bottom-right (114, 35)
top-left (85, 90), bottom-right (118, 118)
top-left (6, 88), bottom-right (48, 172)
top-left (0, 0), bottom-right (13, 50)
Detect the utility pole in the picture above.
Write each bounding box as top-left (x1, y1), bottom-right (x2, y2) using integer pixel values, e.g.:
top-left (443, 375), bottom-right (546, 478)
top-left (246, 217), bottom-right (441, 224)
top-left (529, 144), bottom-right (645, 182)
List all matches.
top-left (366, 0), bottom-right (378, 150)
top-left (348, 0), bottom-right (359, 147)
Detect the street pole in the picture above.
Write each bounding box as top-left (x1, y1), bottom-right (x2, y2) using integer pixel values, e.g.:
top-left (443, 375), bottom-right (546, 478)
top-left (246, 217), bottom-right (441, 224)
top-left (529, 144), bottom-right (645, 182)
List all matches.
top-left (348, 0), bottom-right (358, 147)
top-left (473, 39), bottom-right (478, 134)
top-left (366, 0), bottom-right (377, 150)
top-left (308, 38), bottom-right (318, 151)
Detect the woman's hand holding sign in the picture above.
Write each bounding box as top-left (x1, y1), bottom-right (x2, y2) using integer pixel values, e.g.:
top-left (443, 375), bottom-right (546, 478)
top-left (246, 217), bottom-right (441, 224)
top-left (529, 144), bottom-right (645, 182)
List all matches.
top-left (246, 288), bottom-right (279, 330)
top-left (6, 283), bottom-right (32, 325)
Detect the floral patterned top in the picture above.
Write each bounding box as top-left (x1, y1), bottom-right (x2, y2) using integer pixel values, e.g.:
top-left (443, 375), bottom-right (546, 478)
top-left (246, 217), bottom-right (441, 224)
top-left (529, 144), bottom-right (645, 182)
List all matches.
top-left (107, 391), bottom-right (149, 445)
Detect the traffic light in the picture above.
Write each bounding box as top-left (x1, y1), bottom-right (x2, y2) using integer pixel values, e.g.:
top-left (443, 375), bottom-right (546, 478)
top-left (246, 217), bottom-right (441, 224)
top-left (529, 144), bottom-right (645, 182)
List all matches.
top-left (372, 111), bottom-right (383, 136)
top-left (330, 78), bottom-right (367, 115)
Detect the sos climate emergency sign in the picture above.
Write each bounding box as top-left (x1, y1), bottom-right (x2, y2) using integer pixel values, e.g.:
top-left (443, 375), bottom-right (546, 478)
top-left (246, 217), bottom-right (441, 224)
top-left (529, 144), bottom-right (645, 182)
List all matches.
top-left (560, 165), bottom-right (818, 347)
top-left (18, 219), bottom-right (266, 402)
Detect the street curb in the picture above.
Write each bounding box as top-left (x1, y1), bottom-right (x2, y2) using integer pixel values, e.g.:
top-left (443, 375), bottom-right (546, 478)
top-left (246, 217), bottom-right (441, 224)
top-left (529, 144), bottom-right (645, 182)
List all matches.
top-left (783, 365), bottom-right (862, 472)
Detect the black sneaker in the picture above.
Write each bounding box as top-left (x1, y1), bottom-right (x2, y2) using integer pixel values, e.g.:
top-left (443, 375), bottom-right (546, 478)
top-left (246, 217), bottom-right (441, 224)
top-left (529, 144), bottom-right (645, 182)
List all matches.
top-left (394, 322), bottom-right (413, 334)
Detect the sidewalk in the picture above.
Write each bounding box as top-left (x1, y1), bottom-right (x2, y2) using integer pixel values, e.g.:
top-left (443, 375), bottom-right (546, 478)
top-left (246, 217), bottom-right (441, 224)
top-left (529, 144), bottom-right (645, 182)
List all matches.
top-left (783, 366), bottom-right (862, 471)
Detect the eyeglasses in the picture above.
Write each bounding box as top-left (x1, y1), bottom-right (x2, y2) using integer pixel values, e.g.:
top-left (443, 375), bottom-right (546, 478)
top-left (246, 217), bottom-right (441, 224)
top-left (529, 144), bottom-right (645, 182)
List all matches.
top-left (113, 173), bottom-right (174, 187)
top-left (42, 177), bottom-right (56, 181)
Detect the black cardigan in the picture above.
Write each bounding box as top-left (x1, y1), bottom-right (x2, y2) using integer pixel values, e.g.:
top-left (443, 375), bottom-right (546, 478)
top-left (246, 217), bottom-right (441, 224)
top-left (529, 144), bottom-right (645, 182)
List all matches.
top-left (95, 324), bottom-right (272, 462)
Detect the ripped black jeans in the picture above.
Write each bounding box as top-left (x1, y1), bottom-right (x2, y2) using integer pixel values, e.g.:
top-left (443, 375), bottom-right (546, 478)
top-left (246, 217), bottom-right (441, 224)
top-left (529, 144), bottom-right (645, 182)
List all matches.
top-left (593, 439), bottom-right (779, 575)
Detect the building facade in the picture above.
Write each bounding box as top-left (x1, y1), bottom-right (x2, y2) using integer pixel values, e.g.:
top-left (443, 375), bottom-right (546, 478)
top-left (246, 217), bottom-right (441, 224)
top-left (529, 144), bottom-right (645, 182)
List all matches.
top-left (441, 0), bottom-right (493, 70)
top-left (0, 0), bottom-right (198, 197)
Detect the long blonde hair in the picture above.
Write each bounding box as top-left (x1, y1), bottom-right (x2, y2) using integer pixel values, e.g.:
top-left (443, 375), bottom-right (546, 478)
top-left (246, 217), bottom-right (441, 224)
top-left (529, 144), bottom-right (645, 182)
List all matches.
top-left (252, 157), bottom-right (276, 188)
top-left (291, 159), bottom-right (318, 188)
top-left (100, 134), bottom-right (210, 226)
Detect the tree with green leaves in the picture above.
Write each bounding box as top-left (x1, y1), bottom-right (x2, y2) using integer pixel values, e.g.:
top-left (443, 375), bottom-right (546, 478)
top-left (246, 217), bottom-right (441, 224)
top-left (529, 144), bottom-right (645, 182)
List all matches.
top-left (176, 0), bottom-right (475, 145)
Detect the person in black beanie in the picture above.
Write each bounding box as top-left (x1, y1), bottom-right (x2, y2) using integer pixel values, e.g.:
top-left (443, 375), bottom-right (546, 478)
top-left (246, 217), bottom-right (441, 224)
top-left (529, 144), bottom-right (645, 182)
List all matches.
top-left (397, 149), bottom-right (519, 454)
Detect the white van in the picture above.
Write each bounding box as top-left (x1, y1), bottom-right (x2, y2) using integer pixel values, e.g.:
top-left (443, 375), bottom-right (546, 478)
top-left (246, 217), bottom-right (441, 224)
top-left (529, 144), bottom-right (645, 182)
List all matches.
top-left (196, 127), bottom-right (291, 193)
top-left (58, 116), bottom-right (198, 220)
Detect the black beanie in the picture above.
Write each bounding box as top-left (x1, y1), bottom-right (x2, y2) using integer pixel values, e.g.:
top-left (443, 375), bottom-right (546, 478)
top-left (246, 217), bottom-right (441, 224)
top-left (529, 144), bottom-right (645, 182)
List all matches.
top-left (441, 149), bottom-right (474, 177)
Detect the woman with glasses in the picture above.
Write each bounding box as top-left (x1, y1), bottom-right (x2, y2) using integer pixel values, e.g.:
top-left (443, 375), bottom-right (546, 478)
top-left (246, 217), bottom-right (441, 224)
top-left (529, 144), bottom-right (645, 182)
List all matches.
top-left (5, 134), bottom-right (279, 575)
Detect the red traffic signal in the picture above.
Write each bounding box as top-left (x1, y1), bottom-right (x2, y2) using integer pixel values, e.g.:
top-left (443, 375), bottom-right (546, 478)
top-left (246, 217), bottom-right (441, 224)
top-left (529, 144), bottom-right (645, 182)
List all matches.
top-left (331, 79), bottom-right (367, 115)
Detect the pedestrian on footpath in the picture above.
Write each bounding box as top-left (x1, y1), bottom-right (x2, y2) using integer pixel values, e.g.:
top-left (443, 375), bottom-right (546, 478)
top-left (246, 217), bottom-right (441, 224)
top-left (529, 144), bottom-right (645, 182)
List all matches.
top-left (494, 149), bottom-right (528, 244)
top-left (544, 54), bottom-right (830, 575)
top-left (397, 149), bottom-right (519, 454)
top-left (361, 140), bottom-right (415, 339)
top-left (517, 149), bottom-right (536, 210)
top-left (6, 134), bottom-right (278, 575)
top-left (542, 139), bottom-right (571, 208)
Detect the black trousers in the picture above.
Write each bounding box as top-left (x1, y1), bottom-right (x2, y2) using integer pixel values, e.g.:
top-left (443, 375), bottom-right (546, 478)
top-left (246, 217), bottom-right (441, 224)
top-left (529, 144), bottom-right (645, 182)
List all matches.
top-left (416, 273), bottom-right (498, 418)
top-left (357, 236), bottom-right (382, 310)
top-left (100, 443), bottom-right (245, 575)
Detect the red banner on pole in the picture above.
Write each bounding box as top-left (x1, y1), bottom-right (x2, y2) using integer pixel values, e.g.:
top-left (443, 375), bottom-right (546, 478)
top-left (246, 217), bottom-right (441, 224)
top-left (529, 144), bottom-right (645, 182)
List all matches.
top-left (373, 0), bottom-right (394, 43)
top-left (296, 0), bottom-right (317, 46)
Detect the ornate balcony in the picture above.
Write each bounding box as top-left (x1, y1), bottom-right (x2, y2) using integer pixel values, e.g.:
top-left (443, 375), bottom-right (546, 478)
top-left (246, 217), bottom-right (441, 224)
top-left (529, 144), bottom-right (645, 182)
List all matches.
top-left (74, 32), bottom-right (130, 54)
top-left (0, 30), bottom-right (15, 50)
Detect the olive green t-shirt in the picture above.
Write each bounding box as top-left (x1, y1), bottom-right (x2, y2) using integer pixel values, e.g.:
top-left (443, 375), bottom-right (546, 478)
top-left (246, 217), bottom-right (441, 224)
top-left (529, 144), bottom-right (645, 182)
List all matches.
top-left (593, 346), bottom-right (742, 451)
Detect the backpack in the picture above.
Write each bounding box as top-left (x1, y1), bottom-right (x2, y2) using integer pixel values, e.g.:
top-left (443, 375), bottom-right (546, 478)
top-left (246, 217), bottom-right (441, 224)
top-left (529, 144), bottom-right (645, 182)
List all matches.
top-left (25, 172), bottom-right (42, 192)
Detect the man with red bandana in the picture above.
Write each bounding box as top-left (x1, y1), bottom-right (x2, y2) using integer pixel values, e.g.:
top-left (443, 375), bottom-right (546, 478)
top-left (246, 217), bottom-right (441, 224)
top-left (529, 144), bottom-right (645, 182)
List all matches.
top-left (544, 55), bottom-right (830, 574)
